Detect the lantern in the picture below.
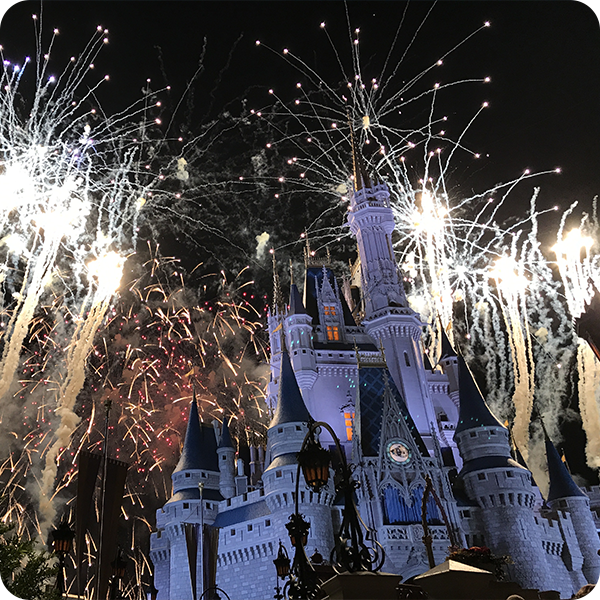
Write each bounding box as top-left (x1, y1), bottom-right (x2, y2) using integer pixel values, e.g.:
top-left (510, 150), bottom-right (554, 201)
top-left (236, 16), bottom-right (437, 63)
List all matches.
top-left (50, 520), bottom-right (74, 555)
top-left (286, 513), bottom-right (311, 548)
top-left (273, 541), bottom-right (291, 579)
top-left (297, 433), bottom-right (330, 492)
top-left (111, 548), bottom-right (127, 580)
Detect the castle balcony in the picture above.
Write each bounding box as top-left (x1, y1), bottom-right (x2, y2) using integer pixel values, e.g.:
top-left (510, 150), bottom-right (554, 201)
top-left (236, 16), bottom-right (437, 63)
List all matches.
top-left (427, 379), bottom-right (450, 396)
top-left (349, 183), bottom-right (391, 210)
top-left (534, 515), bottom-right (567, 557)
top-left (380, 524), bottom-right (450, 544)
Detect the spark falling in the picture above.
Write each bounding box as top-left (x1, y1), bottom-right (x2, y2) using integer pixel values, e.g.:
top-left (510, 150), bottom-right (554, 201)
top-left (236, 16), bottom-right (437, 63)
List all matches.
top-left (489, 256), bottom-right (534, 463)
top-left (0, 21), bottom-right (156, 539)
top-left (38, 252), bottom-right (125, 534)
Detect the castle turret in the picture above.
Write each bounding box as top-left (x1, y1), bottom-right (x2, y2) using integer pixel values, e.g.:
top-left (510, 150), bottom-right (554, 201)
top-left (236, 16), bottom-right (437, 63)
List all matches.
top-left (266, 255), bottom-right (285, 414)
top-left (266, 350), bottom-right (313, 465)
top-left (263, 350), bottom-right (335, 561)
top-left (170, 397), bottom-right (221, 496)
top-left (217, 418), bottom-right (236, 499)
top-left (453, 356), bottom-right (550, 591)
top-left (346, 161), bottom-right (405, 315)
top-left (545, 436), bottom-right (600, 585)
top-left (151, 397), bottom-right (223, 600)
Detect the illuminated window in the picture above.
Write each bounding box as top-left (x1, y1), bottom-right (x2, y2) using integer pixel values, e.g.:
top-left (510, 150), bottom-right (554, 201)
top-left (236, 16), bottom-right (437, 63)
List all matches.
top-left (327, 325), bottom-right (340, 341)
top-left (344, 412), bottom-right (355, 441)
top-left (324, 305), bottom-right (337, 316)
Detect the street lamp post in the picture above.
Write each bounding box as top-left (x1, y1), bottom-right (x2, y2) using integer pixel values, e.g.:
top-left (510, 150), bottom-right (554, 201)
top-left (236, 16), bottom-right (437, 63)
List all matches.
top-left (420, 474), bottom-right (459, 569)
top-left (198, 481), bottom-right (204, 600)
top-left (50, 519), bottom-right (75, 598)
top-left (282, 420), bottom-right (385, 599)
top-left (109, 547), bottom-right (127, 600)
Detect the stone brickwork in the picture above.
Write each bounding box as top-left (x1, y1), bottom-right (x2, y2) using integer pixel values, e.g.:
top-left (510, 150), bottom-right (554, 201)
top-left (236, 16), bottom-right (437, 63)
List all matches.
top-left (549, 496), bottom-right (600, 585)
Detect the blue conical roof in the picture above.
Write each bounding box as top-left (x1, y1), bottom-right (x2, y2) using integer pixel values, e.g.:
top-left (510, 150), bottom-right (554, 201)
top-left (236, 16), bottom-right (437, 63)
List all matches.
top-left (423, 352), bottom-right (433, 371)
top-left (270, 351), bottom-right (312, 427)
top-left (440, 328), bottom-right (457, 360)
top-left (289, 283), bottom-right (307, 315)
top-left (454, 355), bottom-right (505, 435)
top-left (218, 417), bottom-right (234, 449)
top-left (546, 436), bottom-right (585, 501)
top-left (174, 398), bottom-right (219, 472)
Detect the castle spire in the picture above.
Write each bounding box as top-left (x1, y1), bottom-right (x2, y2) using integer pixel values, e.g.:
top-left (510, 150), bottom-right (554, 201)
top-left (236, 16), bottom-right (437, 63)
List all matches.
top-left (454, 355), bottom-right (505, 435)
top-left (545, 433), bottom-right (585, 501)
top-left (439, 325), bottom-right (457, 360)
top-left (272, 250), bottom-right (284, 315)
top-left (174, 393), bottom-right (218, 473)
top-left (288, 282), bottom-right (307, 315)
top-left (347, 108), bottom-right (371, 192)
top-left (270, 350), bottom-right (312, 427)
top-left (218, 416), bottom-right (234, 449)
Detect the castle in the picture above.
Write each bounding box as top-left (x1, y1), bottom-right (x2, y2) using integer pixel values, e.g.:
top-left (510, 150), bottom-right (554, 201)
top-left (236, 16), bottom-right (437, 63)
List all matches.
top-left (150, 157), bottom-right (600, 599)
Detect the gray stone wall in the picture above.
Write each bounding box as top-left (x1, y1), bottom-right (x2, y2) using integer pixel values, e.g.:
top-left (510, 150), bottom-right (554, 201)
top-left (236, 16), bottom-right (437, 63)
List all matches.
top-left (551, 496), bottom-right (600, 585)
top-left (150, 531), bottom-right (170, 600)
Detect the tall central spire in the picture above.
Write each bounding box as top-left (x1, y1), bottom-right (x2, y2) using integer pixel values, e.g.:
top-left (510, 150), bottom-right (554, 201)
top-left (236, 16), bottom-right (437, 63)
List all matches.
top-left (347, 108), bottom-right (371, 191)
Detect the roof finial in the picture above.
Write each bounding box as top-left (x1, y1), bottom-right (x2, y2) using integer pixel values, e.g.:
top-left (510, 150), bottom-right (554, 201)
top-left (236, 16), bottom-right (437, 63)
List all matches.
top-left (272, 250), bottom-right (284, 315)
top-left (303, 233), bottom-right (311, 268)
top-left (346, 107), bottom-right (371, 192)
top-left (289, 258), bottom-right (294, 285)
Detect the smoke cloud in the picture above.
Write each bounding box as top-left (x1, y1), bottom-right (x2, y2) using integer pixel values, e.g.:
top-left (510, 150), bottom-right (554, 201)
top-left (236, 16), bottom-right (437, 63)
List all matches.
top-left (255, 232), bottom-right (270, 260)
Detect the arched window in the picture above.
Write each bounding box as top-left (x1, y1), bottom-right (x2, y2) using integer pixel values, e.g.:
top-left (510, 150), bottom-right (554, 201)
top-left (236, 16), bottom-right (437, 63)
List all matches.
top-left (381, 485), bottom-right (442, 525)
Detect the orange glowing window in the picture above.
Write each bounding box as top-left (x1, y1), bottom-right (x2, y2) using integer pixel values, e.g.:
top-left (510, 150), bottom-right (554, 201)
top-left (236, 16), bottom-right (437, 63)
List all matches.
top-left (344, 412), bottom-right (355, 441)
top-left (323, 305), bottom-right (336, 316)
top-left (326, 325), bottom-right (340, 341)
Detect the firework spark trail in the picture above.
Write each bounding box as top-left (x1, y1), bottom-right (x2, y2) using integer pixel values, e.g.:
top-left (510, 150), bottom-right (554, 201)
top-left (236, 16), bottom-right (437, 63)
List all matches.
top-left (550, 206), bottom-right (600, 475)
top-left (552, 203), bottom-right (597, 319)
top-left (490, 256), bottom-right (535, 462)
top-left (0, 19), bottom-right (173, 543)
top-left (38, 252), bottom-right (124, 536)
top-left (577, 341), bottom-right (600, 470)
top-left (401, 186), bottom-right (454, 351)
top-left (0, 227), bottom-right (64, 402)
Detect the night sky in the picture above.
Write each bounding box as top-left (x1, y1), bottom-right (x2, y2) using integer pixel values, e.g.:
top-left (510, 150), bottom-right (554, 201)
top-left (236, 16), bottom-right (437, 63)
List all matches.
top-left (1, 1), bottom-right (599, 217)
